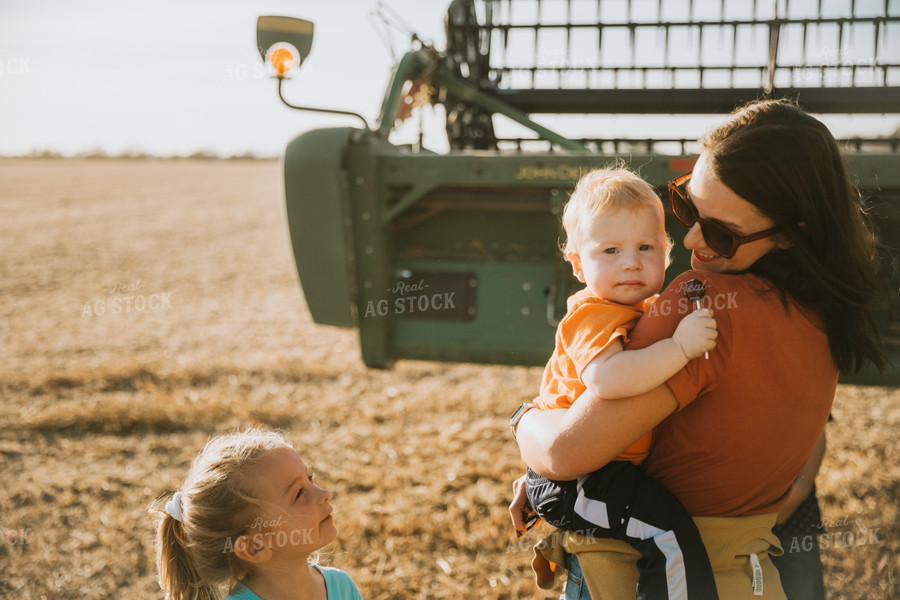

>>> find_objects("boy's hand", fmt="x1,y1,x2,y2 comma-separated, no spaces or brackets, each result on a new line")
673,307,717,360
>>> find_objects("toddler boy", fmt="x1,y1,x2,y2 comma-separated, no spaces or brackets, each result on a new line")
515,168,719,599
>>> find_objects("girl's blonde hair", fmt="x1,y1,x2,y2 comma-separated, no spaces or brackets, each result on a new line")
562,167,665,257
149,428,292,600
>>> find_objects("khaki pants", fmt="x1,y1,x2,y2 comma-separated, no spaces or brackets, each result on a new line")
533,513,786,599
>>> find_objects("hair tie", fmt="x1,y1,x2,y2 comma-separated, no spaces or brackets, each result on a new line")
165,491,185,523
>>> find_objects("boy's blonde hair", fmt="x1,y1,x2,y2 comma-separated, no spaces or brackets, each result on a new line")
562,168,667,258
149,427,293,600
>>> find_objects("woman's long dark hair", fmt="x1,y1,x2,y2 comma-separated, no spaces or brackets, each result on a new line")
701,98,884,374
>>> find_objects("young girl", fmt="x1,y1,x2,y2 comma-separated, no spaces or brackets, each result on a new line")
150,427,364,600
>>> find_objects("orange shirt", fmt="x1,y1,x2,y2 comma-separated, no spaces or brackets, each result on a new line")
628,271,837,516
536,288,654,463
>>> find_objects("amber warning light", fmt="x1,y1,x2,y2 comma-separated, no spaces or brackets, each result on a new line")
256,15,370,129
266,44,299,79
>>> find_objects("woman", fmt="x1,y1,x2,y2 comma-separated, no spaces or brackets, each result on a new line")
510,99,884,599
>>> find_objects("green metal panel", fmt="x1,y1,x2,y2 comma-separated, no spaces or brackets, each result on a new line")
375,151,696,290
388,260,558,366
344,136,394,368
280,128,899,385
358,147,900,385
843,154,900,188
283,127,357,327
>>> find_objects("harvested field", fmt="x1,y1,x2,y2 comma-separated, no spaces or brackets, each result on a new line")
0,158,897,599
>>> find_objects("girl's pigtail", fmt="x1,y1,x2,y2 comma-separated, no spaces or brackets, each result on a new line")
152,496,220,600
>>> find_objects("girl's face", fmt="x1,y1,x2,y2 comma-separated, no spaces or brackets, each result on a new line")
245,448,337,557
684,152,786,273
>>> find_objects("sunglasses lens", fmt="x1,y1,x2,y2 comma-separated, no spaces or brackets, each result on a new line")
701,223,737,258
670,177,738,259
670,186,695,228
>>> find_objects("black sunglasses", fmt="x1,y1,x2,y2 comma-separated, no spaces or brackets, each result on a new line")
668,172,781,260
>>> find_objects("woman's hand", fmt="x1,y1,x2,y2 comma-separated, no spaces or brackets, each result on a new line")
508,475,528,534
508,475,539,536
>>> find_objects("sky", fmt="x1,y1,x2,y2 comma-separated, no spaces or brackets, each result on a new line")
0,0,453,157
1,0,897,157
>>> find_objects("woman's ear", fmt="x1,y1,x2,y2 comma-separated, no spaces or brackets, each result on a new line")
234,533,273,564
567,251,586,282
773,234,792,250
774,222,804,250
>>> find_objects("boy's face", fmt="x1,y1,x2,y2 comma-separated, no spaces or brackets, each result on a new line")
568,204,668,305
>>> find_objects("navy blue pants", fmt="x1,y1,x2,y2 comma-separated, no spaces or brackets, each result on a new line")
526,462,719,600
771,486,826,600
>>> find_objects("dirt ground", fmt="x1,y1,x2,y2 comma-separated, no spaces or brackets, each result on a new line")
0,158,897,599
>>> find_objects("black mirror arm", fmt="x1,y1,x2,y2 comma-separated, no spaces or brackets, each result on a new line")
277,78,370,130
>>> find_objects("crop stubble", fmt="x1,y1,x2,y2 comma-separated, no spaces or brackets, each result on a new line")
0,159,897,599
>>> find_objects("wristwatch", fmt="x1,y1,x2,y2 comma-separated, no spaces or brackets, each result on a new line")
509,402,536,440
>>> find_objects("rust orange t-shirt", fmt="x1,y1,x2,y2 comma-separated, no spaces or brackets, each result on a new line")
536,288,655,463
628,271,837,516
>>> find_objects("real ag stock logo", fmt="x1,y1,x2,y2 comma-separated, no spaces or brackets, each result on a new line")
81,280,173,317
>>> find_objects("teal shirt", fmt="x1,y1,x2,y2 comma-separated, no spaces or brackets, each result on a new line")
226,566,363,600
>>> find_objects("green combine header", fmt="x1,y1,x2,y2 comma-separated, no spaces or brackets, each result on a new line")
256,1,900,385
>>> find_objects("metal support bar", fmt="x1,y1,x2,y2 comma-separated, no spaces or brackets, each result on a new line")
381,184,436,225
377,48,590,153
376,50,426,139
490,87,900,114
428,66,590,153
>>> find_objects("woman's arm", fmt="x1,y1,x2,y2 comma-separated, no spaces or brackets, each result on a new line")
515,384,679,480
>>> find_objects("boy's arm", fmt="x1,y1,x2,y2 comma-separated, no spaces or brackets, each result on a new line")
581,308,717,399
